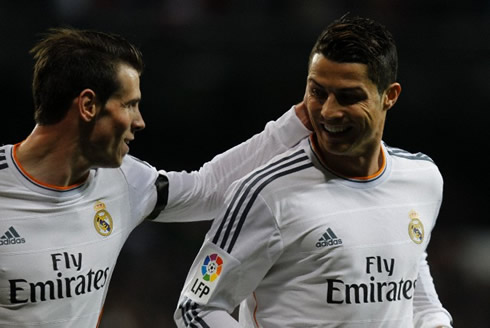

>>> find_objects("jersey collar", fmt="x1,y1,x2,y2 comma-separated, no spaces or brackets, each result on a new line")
308,137,391,188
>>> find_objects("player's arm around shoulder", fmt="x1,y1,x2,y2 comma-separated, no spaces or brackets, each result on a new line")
152,104,311,223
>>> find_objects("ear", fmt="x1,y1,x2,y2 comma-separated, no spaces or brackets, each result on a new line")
383,82,401,111
77,89,98,122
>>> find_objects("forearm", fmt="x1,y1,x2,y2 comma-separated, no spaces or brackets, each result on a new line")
413,253,453,328
175,297,240,328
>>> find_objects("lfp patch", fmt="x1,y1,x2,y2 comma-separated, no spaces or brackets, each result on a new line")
185,252,225,304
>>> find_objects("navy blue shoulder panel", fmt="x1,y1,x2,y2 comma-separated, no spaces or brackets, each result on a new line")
386,145,434,163
0,148,8,170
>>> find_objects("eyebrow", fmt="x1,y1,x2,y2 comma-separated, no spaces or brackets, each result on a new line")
308,78,365,93
123,98,141,106
308,78,324,89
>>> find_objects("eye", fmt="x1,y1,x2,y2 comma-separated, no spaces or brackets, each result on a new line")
336,90,367,106
310,87,328,103
123,101,139,111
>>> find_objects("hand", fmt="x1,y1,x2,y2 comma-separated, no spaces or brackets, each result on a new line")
294,100,313,131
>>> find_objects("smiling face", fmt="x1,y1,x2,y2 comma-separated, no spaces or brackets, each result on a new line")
306,54,400,176
86,63,145,167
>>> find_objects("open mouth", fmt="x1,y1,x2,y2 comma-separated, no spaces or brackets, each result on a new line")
322,123,352,136
124,137,134,145
122,139,132,154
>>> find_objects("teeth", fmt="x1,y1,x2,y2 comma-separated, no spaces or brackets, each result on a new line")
323,124,348,133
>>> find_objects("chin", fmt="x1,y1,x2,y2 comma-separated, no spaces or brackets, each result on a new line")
101,155,125,168
113,148,129,166
318,140,351,155
113,155,126,167
101,161,123,169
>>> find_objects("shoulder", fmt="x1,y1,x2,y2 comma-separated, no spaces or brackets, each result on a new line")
384,143,438,169
384,143,443,185
0,145,15,179
121,154,155,171
0,145,9,172
0,145,14,189
385,143,434,162
229,141,314,198
120,154,159,187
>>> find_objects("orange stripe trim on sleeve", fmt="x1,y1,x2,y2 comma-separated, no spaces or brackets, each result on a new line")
96,306,104,327
12,143,85,191
253,292,261,328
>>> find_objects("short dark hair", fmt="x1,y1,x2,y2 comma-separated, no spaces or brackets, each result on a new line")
309,16,398,93
30,28,144,125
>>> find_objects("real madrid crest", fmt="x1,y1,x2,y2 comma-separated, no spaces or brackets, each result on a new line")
408,210,424,244
93,201,113,236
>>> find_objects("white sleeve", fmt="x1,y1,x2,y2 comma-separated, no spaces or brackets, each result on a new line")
120,155,160,225
153,106,310,222
413,252,453,328
174,191,282,327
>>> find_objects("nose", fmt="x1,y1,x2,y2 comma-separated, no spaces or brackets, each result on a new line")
132,107,146,132
321,94,344,119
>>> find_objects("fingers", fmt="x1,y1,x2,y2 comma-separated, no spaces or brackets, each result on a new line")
294,101,313,131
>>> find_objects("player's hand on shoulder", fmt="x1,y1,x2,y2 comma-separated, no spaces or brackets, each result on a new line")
294,100,312,131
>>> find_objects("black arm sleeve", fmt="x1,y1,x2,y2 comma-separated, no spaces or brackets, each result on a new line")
145,174,169,221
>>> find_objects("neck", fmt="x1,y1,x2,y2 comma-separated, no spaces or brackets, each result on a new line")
15,123,91,188
310,135,384,180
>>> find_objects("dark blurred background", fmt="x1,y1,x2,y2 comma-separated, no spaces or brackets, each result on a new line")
1,0,489,327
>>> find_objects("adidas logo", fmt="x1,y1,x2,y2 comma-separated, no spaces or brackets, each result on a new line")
316,228,342,248
0,226,26,246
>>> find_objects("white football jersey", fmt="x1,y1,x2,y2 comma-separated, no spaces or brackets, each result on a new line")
0,107,310,327
176,137,453,328
0,148,157,327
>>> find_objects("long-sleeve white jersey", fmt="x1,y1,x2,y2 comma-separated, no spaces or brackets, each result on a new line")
175,137,453,328
0,107,310,328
